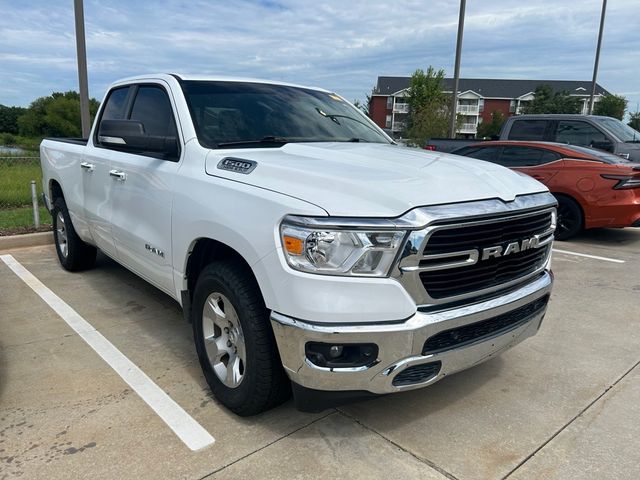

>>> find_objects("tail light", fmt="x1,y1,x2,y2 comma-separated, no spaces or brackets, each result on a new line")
423,145,436,151
601,174,640,189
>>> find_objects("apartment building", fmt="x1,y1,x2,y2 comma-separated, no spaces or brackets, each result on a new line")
370,77,610,138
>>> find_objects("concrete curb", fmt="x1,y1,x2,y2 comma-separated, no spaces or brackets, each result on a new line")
0,231,54,251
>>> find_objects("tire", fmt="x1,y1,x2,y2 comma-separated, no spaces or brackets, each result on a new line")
192,260,290,416
52,197,97,271
554,195,583,241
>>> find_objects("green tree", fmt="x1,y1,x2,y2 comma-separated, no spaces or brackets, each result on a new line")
477,110,506,139
352,86,375,117
352,99,367,116
0,105,26,134
364,86,375,118
405,67,452,145
629,111,640,131
17,91,100,138
593,94,627,120
522,84,581,114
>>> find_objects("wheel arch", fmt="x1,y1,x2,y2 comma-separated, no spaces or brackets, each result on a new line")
182,237,265,322
551,191,586,228
49,178,64,203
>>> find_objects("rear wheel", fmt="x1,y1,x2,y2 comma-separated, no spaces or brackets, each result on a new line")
52,197,97,271
192,260,290,415
554,195,583,241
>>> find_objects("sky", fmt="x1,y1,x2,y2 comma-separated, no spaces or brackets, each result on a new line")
1,0,639,112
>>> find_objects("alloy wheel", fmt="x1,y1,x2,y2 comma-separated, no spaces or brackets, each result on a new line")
201,292,246,388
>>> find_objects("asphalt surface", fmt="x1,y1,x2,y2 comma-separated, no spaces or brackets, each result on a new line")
1,228,639,480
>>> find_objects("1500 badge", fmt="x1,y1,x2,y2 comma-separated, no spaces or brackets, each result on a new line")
217,157,257,174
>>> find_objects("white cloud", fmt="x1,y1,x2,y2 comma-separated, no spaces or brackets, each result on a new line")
0,0,638,113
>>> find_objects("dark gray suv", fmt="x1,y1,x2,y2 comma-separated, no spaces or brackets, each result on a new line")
499,114,640,162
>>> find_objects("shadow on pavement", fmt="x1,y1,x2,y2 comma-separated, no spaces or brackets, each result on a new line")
562,227,640,248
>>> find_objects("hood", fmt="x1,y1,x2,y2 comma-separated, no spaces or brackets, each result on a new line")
205,143,548,217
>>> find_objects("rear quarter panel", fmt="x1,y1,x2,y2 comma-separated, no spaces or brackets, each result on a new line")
548,159,638,228
40,139,92,240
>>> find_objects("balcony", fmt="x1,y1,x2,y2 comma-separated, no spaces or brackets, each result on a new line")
458,123,477,133
393,103,410,113
392,121,406,131
457,104,479,114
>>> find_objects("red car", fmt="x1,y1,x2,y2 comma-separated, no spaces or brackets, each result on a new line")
452,141,640,240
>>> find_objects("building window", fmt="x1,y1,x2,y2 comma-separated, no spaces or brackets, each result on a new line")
385,115,392,128
509,100,516,113
478,99,484,113
386,96,393,110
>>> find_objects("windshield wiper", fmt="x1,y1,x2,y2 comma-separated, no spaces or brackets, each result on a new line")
216,136,292,148
624,140,640,143
315,108,382,135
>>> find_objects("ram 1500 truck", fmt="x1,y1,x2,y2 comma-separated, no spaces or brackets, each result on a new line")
500,114,640,162
41,74,556,415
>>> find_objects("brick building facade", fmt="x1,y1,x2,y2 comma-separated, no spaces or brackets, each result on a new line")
370,77,610,138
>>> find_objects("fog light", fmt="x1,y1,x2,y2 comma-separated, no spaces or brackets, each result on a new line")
329,345,343,358
305,342,379,368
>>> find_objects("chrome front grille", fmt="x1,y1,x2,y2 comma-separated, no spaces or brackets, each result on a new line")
423,211,552,255
395,195,556,307
420,211,552,299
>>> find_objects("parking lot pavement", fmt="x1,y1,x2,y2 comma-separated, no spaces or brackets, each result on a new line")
1,228,639,480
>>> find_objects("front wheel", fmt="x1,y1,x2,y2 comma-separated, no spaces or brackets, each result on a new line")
192,260,290,416
554,195,583,241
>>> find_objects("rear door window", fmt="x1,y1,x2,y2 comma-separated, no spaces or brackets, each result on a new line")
499,147,547,167
460,146,503,162
555,121,607,146
101,87,130,121
507,120,549,140
540,150,562,164
95,87,130,146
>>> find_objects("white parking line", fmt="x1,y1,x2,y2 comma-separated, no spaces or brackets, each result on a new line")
552,248,625,264
0,254,215,451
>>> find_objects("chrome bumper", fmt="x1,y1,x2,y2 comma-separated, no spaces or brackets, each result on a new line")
271,271,552,394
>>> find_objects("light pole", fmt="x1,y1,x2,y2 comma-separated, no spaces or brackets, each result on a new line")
449,0,466,138
588,0,607,115
74,0,91,137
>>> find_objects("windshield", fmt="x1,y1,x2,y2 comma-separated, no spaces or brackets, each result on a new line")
596,117,640,142
180,81,391,148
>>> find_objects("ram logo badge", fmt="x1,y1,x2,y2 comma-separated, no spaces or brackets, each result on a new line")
481,236,541,261
145,244,164,258
217,157,257,174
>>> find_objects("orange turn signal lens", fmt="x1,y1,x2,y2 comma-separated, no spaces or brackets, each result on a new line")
283,235,304,255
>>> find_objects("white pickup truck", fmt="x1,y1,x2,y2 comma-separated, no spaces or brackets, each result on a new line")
41,74,556,415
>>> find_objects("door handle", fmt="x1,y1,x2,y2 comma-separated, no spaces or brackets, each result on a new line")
80,162,95,172
109,169,126,181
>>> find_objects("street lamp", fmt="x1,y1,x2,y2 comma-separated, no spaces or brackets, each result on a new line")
588,0,607,115
74,0,91,137
449,0,466,138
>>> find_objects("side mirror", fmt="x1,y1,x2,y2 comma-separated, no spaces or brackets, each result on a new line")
591,139,614,152
98,119,178,157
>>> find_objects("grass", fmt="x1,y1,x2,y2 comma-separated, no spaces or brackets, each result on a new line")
0,206,51,230
0,156,42,208
0,134,43,150
0,153,50,233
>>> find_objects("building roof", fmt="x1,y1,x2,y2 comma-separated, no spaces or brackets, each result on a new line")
374,76,610,98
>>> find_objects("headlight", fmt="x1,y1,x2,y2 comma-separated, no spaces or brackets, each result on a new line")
280,218,406,277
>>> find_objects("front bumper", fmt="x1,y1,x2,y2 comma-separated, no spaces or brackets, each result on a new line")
271,271,552,395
